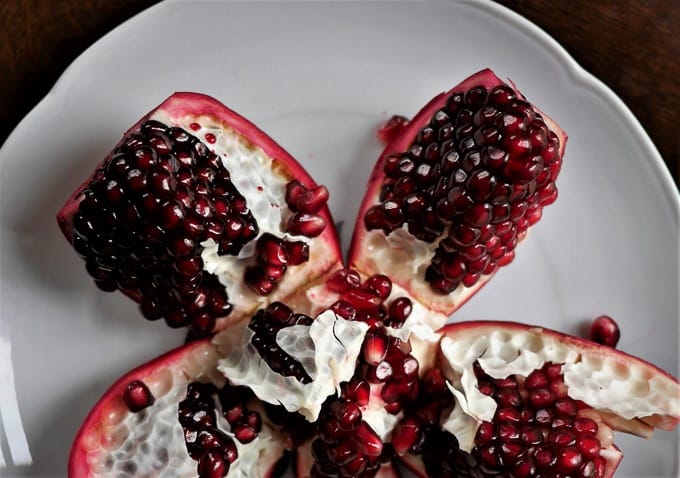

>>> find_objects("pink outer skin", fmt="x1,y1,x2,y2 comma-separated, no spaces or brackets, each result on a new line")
348,69,568,318
68,339,212,477
55,92,343,325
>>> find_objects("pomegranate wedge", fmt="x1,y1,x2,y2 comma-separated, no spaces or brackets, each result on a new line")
69,339,289,478
349,69,566,318
397,321,679,478
57,93,342,334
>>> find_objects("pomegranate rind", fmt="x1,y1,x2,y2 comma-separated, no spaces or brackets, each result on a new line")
56,92,343,331
348,69,567,317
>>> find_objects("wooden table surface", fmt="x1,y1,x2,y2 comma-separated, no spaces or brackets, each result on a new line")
1,0,678,187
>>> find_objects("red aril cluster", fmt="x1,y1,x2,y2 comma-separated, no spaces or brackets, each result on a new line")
244,233,310,296
178,382,240,478
311,397,386,477
419,362,607,478
71,119,255,332
391,369,454,456
325,268,413,329
364,84,562,294
248,302,314,383
285,180,329,237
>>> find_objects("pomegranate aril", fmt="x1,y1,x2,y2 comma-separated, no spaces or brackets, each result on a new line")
329,300,357,321
284,240,309,265
197,450,228,478
577,435,602,460
123,380,155,412
366,361,393,383
344,378,370,407
574,417,599,435
362,333,387,365
392,417,422,455
589,315,621,348
342,288,382,313
352,422,383,457
288,212,326,237
326,268,361,293
364,274,392,300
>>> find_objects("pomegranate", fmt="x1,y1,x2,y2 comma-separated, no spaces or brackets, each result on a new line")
350,69,567,318
56,92,342,334
64,72,679,478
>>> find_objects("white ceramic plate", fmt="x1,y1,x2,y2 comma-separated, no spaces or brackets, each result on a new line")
0,1,677,476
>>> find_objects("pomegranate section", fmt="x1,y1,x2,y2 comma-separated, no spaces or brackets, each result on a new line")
68,340,287,478
350,69,568,316
57,92,342,333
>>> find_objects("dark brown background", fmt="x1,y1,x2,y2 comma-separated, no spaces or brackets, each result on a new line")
1,0,678,186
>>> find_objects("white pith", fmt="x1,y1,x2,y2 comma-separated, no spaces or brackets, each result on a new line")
83,345,284,477
355,228,491,314
149,110,317,316
214,311,369,422
438,327,680,453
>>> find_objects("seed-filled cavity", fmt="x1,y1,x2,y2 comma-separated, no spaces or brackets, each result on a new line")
248,302,314,383
73,120,262,332
364,85,562,294
417,362,607,478
179,382,267,478
311,397,386,478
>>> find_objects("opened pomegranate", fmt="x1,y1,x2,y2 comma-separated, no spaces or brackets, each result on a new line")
64,72,679,478
56,92,342,334
350,69,566,317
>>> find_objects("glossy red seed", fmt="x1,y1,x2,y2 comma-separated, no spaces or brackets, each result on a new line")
326,269,361,293
344,378,370,407
534,446,557,469
366,361,393,383
232,424,257,444
574,417,599,435
387,297,412,323
352,423,383,457
556,446,582,472
197,450,229,478
525,370,549,389
283,240,309,265
287,213,326,237
123,380,155,412
362,333,388,366
343,288,382,313
296,185,330,214
577,435,602,460
364,274,392,300
392,417,421,455
589,315,621,348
